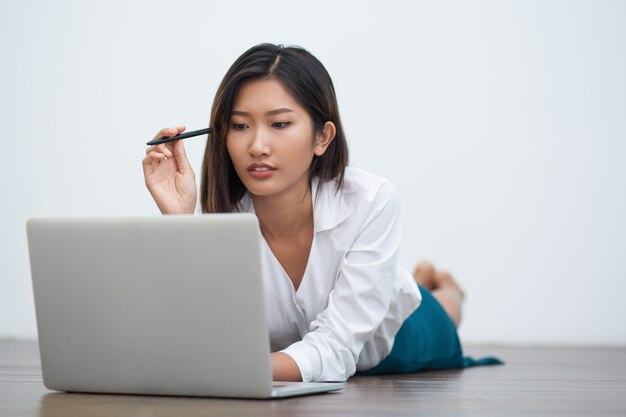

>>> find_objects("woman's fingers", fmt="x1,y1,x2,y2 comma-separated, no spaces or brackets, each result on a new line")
153,125,186,140
142,154,156,178
142,151,166,178
144,150,169,162
142,125,192,179
142,125,197,215
172,139,192,173
145,126,186,159
144,130,192,174
145,143,173,157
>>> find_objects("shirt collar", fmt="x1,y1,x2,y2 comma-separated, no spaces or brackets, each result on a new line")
310,176,350,233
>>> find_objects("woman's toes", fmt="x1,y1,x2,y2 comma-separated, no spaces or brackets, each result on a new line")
434,270,465,300
413,261,437,290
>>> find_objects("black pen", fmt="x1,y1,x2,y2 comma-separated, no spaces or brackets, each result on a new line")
146,128,212,146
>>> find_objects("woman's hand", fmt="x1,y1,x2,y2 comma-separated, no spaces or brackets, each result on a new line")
142,126,197,214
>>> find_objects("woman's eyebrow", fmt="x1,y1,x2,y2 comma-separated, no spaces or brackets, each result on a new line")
231,108,294,117
266,107,294,116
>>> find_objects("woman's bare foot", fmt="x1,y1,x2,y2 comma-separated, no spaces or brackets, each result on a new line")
413,261,437,290
433,269,465,301
413,260,465,327
413,261,464,299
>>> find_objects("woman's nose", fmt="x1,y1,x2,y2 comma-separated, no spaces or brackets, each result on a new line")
249,128,271,156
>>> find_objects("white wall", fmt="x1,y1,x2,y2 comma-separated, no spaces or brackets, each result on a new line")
1,0,624,345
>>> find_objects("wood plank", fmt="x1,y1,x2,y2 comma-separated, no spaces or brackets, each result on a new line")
1,341,625,417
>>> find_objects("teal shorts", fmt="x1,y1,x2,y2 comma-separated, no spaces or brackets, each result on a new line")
357,285,502,375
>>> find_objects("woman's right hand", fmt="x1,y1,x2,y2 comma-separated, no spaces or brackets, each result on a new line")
142,126,198,214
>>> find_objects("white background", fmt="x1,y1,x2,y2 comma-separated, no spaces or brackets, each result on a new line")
1,0,624,345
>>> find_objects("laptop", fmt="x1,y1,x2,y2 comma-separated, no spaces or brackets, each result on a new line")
26,214,344,398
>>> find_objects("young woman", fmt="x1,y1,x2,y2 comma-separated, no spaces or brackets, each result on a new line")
142,43,499,382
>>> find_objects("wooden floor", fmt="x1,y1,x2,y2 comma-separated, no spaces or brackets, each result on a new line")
1,341,625,417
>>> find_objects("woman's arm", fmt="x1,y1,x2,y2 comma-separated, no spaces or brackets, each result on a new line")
271,352,302,381
280,179,409,382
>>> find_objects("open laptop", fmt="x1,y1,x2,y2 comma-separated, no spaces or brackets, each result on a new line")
26,214,344,398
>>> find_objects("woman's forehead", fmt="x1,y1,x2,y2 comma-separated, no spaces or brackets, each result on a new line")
232,78,305,115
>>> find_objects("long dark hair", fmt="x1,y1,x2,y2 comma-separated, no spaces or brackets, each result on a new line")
200,43,349,213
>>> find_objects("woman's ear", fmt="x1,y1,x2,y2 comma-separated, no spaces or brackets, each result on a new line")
314,121,337,156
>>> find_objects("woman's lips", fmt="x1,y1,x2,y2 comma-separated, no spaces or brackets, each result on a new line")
247,162,276,178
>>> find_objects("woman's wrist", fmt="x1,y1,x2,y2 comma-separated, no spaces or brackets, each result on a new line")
157,202,196,215
271,352,303,382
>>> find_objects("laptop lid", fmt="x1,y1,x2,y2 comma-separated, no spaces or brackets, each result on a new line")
27,214,278,398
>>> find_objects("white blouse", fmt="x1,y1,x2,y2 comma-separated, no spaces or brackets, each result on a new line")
239,166,422,382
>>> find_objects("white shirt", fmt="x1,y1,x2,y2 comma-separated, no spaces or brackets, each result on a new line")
239,166,422,382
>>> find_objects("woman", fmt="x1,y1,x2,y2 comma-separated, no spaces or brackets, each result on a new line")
142,43,499,382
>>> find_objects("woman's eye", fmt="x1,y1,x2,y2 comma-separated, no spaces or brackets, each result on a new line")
272,122,291,129
231,123,248,131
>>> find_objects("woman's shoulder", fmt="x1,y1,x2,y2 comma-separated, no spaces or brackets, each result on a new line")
319,167,400,223
313,167,401,234
341,166,398,203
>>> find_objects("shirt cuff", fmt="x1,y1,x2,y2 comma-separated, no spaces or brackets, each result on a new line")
280,343,315,382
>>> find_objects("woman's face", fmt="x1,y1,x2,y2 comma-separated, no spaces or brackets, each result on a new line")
226,78,330,201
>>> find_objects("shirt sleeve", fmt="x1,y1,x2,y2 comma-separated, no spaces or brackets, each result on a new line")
281,182,402,382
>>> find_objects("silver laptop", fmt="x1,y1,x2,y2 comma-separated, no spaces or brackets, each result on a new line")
26,215,344,398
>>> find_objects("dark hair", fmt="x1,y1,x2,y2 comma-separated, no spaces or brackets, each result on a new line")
200,43,349,213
